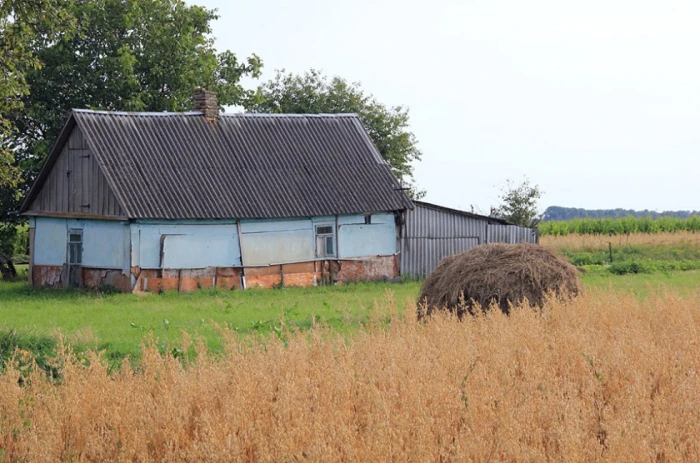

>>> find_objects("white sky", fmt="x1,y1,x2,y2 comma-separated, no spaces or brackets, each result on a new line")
192,0,700,213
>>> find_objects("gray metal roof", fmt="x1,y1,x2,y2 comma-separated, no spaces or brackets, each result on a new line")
23,110,412,219
412,201,513,225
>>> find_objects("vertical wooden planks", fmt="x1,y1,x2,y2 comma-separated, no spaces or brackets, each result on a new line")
26,125,125,217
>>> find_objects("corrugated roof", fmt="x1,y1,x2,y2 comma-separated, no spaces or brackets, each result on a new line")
23,110,412,219
412,201,513,225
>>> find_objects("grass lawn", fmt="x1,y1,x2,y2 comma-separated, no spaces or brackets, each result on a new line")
582,269,700,297
1,270,698,363
0,280,422,362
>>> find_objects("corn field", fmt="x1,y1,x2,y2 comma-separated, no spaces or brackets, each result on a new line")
539,216,700,236
1,290,699,462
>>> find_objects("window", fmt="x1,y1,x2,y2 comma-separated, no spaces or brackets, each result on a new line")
68,229,83,264
315,224,335,257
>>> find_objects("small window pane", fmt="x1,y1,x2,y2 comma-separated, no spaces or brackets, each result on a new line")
69,243,82,264
315,224,335,257
69,233,82,242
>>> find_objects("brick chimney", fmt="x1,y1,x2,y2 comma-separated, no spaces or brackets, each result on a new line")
193,87,219,120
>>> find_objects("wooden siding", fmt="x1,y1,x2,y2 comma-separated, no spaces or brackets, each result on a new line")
26,126,124,217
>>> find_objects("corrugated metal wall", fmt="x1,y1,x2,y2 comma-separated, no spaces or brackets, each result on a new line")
400,203,538,278
488,224,539,244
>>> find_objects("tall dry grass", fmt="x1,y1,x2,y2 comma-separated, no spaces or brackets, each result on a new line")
540,231,700,253
1,290,699,462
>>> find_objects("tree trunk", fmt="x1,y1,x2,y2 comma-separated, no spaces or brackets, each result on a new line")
0,251,17,281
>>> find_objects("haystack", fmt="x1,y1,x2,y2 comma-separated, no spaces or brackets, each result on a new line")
417,243,581,319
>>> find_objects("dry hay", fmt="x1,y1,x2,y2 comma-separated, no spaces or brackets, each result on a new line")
417,243,581,318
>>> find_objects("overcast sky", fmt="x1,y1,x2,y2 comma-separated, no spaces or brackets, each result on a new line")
192,0,700,213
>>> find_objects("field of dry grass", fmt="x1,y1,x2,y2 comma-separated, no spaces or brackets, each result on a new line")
1,289,699,462
540,231,700,253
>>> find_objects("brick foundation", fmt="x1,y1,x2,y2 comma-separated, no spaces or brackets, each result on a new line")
83,268,131,292
245,262,319,289
31,265,132,291
33,256,398,293
32,265,64,288
335,255,399,283
133,267,243,293
244,256,398,289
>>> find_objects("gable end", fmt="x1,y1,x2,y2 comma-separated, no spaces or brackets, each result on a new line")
23,124,125,218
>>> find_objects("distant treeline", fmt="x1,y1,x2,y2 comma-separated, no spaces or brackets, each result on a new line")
543,206,699,221
539,216,700,236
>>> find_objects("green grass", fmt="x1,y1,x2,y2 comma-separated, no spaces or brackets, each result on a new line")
557,240,700,276
1,269,698,365
0,280,421,362
582,270,700,298
562,243,700,267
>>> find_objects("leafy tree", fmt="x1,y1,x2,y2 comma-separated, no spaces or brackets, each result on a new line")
12,0,262,181
1,0,74,189
246,69,424,198
493,178,543,227
1,0,262,275
1,0,75,278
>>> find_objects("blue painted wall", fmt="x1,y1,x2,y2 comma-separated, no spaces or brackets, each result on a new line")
338,213,397,258
33,213,398,274
33,217,129,271
133,222,241,269
33,217,66,265
240,218,315,266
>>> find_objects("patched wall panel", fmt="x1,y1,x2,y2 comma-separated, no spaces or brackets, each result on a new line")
162,234,240,269
134,223,242,269
240,218,312,234
240,229,315,266
338,222,397,258
240,219,315,266
33,217,68,265
81,220,130,270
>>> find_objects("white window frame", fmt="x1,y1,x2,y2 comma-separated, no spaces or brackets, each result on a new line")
67,228,83,265
315,224,335,258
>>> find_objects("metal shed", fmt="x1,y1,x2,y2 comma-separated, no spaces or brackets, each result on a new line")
400,201,539,278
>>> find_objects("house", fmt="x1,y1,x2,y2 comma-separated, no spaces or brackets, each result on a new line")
20,89,413,292
400,201,538,278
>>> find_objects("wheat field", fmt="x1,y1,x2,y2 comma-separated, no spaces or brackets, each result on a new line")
540,231,700,253
1,290,699,462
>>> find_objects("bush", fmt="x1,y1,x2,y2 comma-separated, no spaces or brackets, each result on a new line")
608,259,700,275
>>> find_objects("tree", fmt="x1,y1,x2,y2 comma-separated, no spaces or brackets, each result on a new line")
246,69,424,198
1,0,74,189
493,178,543,227
11,0,262,182
0,0,262,277
1,0,75,278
